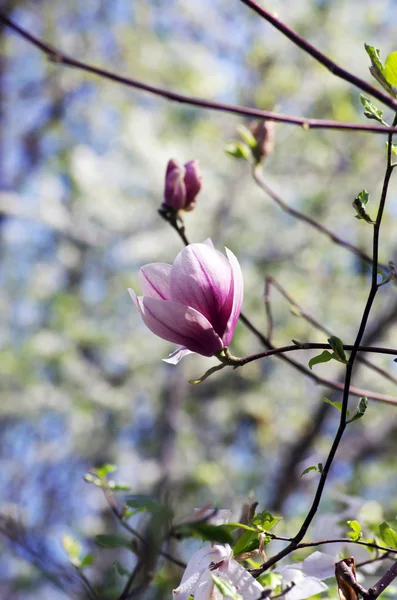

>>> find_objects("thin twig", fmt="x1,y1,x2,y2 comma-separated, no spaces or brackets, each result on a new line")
368,560,397,598
257,112,397,573
102,484,186,569
240,0,397,112
232,342,397,365
253,168,375,266
2,15,397,135
264,276,397,387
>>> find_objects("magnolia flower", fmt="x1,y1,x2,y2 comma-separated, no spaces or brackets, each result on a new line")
276,551,336,600
129,240,243,364
164,159,202,212
173,543,263,600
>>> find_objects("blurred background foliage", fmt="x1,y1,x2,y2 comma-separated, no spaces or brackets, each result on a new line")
1,0,397,597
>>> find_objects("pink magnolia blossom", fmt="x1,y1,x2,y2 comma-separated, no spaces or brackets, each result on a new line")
129,240,243,364
164,159,202,211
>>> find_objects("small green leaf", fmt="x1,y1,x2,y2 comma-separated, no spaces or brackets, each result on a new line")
308,350,334,370
225,142,251,161
211,574,243,599
356,190,370,206
347,520,362,541
379,522,397,549
352,191,375,224
323,397,350,416
301,465,321,477
112,561,131,577
95,535,131,549
62,534,82,566
328,336,347,363
251,509,280,531
364,44,396,97
233,529,260,557
236,124,257,148
228,522,258,533
95,464,117,479
384,52,397,87
125,495,161,513
188,523,235,545
80,553,95,568
107,481,131,491
377,267,387,283
347,397,368,424
360,94,388,125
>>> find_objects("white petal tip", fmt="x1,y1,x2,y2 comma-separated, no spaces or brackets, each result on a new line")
163,347,194,365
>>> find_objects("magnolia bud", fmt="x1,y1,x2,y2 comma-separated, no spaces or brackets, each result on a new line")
250,120,275,164
163,159,202,212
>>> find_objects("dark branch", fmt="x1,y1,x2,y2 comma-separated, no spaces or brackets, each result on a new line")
2,14,397,135
240,0,397,112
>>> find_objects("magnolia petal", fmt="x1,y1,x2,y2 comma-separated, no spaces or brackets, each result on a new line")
173,570,202,600
184,159,202,204
300,551,336,580
165,165,187,210
138,297,223,356
194,570,220,600
281,573,328,600
222,247,243,347
202,238,215,248
170,243,233,338
163,347,193,365
222,558,263,599
139,263,172,300
173,545,231,600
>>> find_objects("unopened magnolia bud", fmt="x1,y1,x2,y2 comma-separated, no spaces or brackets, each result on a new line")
250,120,275,164
163,158,202,212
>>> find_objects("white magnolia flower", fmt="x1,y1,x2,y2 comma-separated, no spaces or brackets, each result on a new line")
173,543,264,600
276,551,336,600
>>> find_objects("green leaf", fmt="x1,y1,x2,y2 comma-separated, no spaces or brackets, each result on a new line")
384,52,397,87
352,190,375,224
211,574,243,599
364,44,396,97
301,464,323,477
308,350,334,370
95,464,117,479
347,397,368,424
347,520,362,541
80,553,95,568
62,534,82,566
328,336,347,363
187,523,235,545
236,124,257,148
377,267,387,283
379,522,397,549
112,561,131,577
228,522,258,533
233,530,260,556
225,142,251,161
125,495,161,513
356,189,370,206
107,481,131,491
251,509,280,531
323,397,350,416
360,95,388,126
95,535,131,549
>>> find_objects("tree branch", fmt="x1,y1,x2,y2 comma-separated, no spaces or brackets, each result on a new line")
2,14,397,135
240,0,397,112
